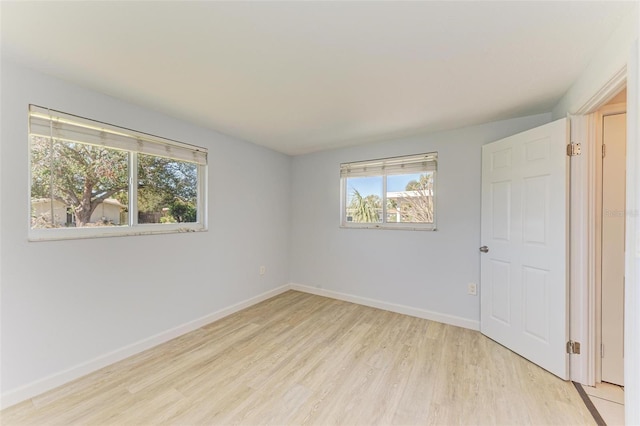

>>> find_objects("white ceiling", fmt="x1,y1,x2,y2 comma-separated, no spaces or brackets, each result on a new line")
1,1,633,155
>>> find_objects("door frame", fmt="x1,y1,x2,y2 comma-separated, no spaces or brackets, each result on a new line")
570,42,639,426
569,67,626,386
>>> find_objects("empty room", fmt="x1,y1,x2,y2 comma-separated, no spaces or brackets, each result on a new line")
1,1,638,425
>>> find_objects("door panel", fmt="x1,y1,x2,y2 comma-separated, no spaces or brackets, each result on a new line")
522,266,549,342
491,181,511,241
490,260,511,325
523,175,548,244
481,118,568,379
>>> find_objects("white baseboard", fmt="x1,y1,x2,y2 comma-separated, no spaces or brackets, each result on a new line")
0,284,290,410
289,283,480,331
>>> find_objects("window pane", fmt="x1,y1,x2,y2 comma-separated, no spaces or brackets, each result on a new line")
137,154,198,224
30,136,129,229
386,172,434,223
344,176,383,223
28,106,208,240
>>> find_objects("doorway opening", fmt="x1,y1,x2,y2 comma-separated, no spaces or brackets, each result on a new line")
576,86,627,426
597,89,627,387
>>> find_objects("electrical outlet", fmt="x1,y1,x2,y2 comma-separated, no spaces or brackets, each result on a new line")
468,282,477,296
259,266,266,275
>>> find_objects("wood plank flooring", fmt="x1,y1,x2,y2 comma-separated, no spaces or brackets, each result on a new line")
1,290,595,425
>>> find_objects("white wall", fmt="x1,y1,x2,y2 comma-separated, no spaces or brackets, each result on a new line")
0,59,291,403
289,113,551,328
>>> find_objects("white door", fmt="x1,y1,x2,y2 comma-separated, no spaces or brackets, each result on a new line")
601,113,626,386
480,118,569,379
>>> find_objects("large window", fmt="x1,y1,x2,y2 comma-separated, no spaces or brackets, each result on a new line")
29,105,207,240
340,152,437,230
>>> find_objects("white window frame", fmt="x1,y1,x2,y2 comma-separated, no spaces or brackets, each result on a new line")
340,152,437,231
28,105,208,241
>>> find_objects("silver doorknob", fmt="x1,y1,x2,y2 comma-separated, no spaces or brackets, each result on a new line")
479,246,489,253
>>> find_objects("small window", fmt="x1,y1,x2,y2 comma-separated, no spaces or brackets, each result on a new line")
29,105,208,240
340,153,437,230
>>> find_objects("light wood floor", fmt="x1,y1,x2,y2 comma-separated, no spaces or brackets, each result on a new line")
2,291,595,425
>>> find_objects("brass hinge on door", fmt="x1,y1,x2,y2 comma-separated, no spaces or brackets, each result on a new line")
567,340,581,354
567,143,582,156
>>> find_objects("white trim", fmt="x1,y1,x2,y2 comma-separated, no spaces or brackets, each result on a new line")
551,6,637,120
289,283,480,331
0,284,291,410
575,67,627,115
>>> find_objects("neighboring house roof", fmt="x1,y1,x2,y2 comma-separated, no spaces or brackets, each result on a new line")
31,198,126,209
387,191,432,198
101,198,126,209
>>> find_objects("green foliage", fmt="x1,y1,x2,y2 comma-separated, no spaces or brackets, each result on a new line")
160,215,177,224
31,137,199,227
31,137,129,226
405,173,432,191
137,154,197,214
168,200,197,223
348,189,381,223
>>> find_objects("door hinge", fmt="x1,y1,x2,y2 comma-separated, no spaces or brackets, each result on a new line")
567,143,582,156
602,144,606,158
567,340,581,354
601,343,605,358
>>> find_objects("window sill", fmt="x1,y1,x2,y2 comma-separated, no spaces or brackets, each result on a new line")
28,223,207,242
340,224,437,231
